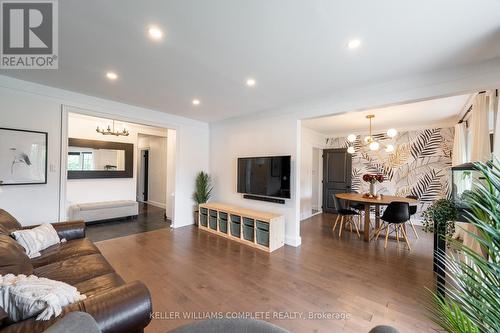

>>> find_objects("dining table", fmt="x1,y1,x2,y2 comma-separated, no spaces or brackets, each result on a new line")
335,193,418,242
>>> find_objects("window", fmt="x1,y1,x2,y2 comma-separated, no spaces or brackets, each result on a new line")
68,152,94,170
68,152,81,171
82,152,93,170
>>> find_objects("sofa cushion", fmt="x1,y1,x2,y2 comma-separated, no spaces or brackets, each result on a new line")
0,235,33,276
74,273,125,298
0,210,22,236
75,201,137,211
30,238,100,268
34,254,114,286
11,224,61,259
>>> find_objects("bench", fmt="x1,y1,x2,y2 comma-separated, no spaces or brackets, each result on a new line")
69,200,139,223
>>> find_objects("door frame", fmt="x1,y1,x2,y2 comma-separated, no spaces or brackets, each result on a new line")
322,148,352,213
59,106,177,226
311,147,323,216
137,148,150,202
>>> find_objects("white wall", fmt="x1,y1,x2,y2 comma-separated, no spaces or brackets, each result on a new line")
0,87,62,225
166,129,176,220
0,75,209,227
66,114,139,206
300,127,326,221
210,57,500,247
311,148,321,211
210,114,302,246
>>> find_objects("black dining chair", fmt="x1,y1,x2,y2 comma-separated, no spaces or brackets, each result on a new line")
406,195,419,239
350,191,366,212
373,201,411,250
332,195,360,238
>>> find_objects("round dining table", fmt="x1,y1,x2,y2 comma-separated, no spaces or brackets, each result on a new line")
335,193,418,242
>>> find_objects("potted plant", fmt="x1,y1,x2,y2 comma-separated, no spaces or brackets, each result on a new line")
422,198,458,272
422,198,458,238
362,174,384,196
426,160,499,333
192,171,213,226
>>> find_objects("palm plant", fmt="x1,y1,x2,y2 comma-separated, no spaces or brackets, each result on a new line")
428,160,499,333
193,171,213,205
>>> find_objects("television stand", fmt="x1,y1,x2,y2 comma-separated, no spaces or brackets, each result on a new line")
198,202,285,252
243,194,285,204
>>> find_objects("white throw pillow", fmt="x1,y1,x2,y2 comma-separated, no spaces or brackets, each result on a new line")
11,224,62,258
0,274,86,321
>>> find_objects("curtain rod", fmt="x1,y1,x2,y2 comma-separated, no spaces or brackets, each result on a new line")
458,91,487,124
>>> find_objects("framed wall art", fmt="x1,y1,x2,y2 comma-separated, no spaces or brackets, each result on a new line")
0,127,48,185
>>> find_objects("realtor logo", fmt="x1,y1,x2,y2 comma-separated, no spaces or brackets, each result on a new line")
1,0,58,69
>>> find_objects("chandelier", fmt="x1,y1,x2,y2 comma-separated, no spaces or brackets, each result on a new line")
96,120,129,136
346,115,397,154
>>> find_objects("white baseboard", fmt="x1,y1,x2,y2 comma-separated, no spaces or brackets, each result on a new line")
146,200,166,209
285,235,302,247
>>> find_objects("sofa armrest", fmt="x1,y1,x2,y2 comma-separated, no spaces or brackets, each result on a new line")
0,282,150,333
73,281,152,333
22,220,86,241
51,220,86,241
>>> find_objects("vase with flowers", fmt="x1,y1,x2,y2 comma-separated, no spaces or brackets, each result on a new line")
362,174,384,197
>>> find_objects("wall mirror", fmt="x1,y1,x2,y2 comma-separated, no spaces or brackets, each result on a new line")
67,138,133,179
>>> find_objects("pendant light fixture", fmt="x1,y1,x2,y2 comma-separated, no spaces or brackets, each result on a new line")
96,120,129,136
346,115,397,154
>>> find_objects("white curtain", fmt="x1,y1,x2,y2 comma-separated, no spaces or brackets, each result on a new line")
469,93,491,162
493,90,500,159
454,92,495,258
452,123,467,166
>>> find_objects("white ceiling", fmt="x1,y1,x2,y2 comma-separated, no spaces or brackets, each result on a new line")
2,1,500,122
302,94,471,135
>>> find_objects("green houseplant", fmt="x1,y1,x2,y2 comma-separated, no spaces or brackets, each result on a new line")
192,171,213,226
422,198,458,239
427,161,499,333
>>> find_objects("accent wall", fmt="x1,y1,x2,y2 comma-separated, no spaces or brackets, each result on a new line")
325,127,454,217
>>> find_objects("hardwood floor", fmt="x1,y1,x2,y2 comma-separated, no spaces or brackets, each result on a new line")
86,203,169,242
96,213,437,333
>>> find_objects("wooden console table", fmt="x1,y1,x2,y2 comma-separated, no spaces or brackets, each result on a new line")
198,202,285,252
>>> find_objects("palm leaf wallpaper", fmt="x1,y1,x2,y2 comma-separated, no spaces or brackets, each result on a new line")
325,127,454,217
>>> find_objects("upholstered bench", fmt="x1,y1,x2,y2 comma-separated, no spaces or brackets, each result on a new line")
69,200,138,223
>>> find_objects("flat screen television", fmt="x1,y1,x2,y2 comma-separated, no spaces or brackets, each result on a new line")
237,156,291,199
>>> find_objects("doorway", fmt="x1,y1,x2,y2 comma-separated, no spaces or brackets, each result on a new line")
322,148,352,213
311,147,322,215
138,149,149,202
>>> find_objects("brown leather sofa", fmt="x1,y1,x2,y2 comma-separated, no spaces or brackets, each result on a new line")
0,209,152,333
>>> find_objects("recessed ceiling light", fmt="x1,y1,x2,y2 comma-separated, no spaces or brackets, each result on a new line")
192,99,200,106
106,71,118,80
148,26,163,40
347,39,361,49
246,78,256,87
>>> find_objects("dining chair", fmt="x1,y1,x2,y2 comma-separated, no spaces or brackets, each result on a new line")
406,195,419,239
373,201,411,250
332,195,360,238
350,191,366,212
